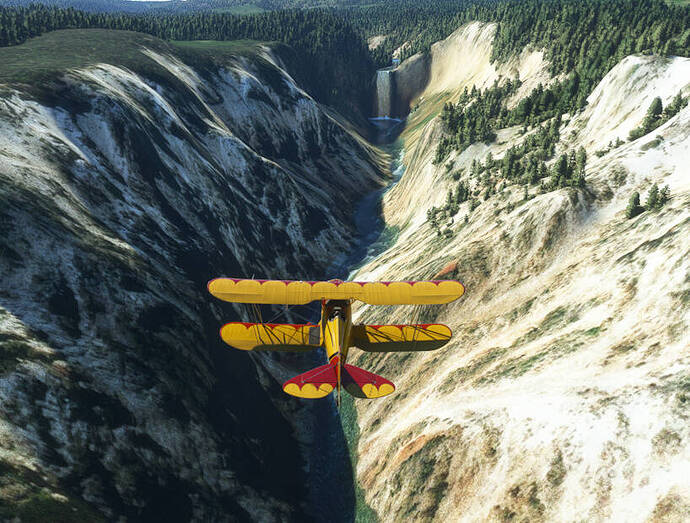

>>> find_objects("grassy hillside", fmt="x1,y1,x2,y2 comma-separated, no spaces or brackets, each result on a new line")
0,29,263,85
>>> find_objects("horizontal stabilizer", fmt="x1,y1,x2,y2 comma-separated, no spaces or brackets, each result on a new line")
220,322,321,351
343,364,395,399
208,278,465,305
351,324,452,352
283,364,337,399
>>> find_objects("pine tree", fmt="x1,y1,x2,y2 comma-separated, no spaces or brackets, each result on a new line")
575,147,587,176
553,154,569,188
626,192,643,219
647,97,663,119
642,96,663,133
659,185,671,207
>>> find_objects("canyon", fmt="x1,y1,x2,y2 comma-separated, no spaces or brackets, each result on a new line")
0,18,688,523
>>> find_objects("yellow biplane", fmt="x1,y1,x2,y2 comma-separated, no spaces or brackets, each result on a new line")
207,278,465,405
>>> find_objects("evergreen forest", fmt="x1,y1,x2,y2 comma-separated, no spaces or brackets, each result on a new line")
0,0,688,119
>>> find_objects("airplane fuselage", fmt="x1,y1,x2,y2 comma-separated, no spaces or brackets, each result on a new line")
321,300,352,403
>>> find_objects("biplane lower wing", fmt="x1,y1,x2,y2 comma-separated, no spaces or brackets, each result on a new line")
208,278,464,305
220,322,321,351
351,324,452,352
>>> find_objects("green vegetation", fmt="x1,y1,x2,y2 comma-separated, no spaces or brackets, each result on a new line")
354,0,690,88
2,0,689,119
652,428,682,455
0,329,55,375
547,147,587,190
495,480,545,521
626,183,671,219
595,137,625,157
428,114,587,231
0,460,104,522
216,5,267,14
0,337,32,374
375,0,687,196
629,92,688,140
170,39,262,54
0,30,192,84
426,178,471,237
645,183,671,210
0,491,103,523
439,347,508,393
434,78,587,166
507,298,536,323
626,191,644,219
434,80,520,161
393,435,450,520
0,0,380,14
340,394,379,523
546,449,566,487
0,5,374,115
583,326,602,337
485,351,549,381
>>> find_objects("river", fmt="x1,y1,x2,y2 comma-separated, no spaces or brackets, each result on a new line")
305,116,407,522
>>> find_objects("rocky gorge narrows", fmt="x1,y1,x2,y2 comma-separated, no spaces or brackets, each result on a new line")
0,17,689,523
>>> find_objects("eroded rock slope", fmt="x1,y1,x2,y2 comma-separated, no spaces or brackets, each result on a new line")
350,24,690,522
0,36,384,520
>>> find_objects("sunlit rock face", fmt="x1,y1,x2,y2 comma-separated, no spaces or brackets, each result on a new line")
349,23,690,522
0,44,384,520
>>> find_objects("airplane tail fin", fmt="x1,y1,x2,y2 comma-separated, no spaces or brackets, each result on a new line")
283,362,395,400
283,363,337,399
342,364,395,399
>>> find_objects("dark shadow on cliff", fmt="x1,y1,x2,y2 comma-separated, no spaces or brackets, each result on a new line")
205,297,356,523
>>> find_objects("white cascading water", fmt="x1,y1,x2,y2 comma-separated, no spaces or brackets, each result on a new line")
376,69,393,117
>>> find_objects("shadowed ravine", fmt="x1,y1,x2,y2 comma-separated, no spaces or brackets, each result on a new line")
302,118,405,523
0,34,394,521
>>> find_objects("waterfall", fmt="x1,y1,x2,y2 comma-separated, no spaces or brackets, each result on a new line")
376,69,394,117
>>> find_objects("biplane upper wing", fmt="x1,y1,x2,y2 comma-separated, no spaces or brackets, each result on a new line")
351,324,452,352
220,322,321,351
208,278,464,305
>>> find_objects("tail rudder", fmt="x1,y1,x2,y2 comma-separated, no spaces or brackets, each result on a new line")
282,362,395,400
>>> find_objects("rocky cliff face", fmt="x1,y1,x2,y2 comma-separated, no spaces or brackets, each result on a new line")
384,22,552,119
0,35,384,520
350,24,690,522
